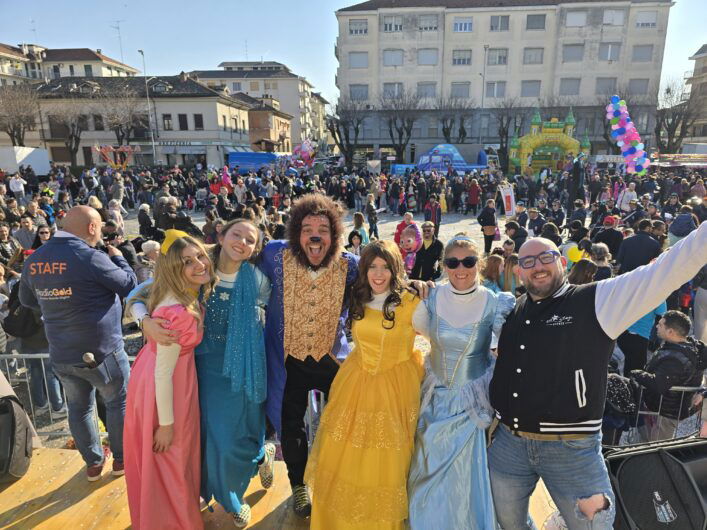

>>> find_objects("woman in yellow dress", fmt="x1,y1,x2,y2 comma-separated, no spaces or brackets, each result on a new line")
304,240,423,529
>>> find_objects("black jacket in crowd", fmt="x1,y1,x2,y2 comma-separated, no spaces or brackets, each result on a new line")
631,337,705,420
616,231,661,274
510,226,529,249
477,207,497,228
592,227,624,258
410,239,443,282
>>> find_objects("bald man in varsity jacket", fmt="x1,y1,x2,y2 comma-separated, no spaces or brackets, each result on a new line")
488,222,707,529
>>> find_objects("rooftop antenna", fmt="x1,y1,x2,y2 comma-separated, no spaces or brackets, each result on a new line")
110,20,126,62
29,18,38,42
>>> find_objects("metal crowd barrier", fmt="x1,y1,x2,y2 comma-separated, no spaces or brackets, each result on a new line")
0,353,136,440
604,384,704,446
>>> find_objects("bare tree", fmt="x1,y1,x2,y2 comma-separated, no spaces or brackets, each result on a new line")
101,83,149,147
379,88,422,163
435,96,476,144
47,95,93,167
492,97,527,172
326,97,369,168
0,84,38,146
654,78,703,154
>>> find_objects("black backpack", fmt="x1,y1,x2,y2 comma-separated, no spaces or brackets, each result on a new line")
2,282,41,339
0,395,33,482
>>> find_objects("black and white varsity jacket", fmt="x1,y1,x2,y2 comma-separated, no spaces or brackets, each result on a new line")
490,222,707,436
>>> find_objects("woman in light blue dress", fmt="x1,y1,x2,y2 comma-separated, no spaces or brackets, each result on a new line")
408,235,515,529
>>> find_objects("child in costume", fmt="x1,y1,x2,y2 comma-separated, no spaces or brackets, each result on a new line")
399,223,423,276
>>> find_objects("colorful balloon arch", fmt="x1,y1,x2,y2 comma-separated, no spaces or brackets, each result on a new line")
605,95,650,176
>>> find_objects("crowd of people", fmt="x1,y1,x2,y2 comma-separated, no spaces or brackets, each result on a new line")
0,158,706,529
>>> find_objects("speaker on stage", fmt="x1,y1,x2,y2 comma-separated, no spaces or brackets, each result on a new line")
605,437,707,529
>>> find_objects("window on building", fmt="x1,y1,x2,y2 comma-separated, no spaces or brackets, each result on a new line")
632,44,653,62
349,84,369,100
349,19,368,35
453,16,472,32
595,77,617,95
559,78,581,96
232,82,242,91
526,14,546,30
562,44,584,62
69,65,75,76
480,113,490,137
93,114,104,130
599,43,621,61
566,11,587,27
486,81,506,98
52,65,60,79
84,64,93,77
178,113,188,130
628,78,650,95
417,82,436,98
50,146,71,163
521,80,541,98
249,81,259,91
383,82,403,98
242,119,246,131
418,48,439,66
451,82,470,98
221,115,227,131
162,114,173,130
487,48,508,66
452,49,472,65
428,118,438,137
194,114,204,130
383,15,403,32
490,15,510,31
635,11,657,28
603,9,625,25
264,81,278,89
419,15,438,31
383,49,404,66
349,51,369,69
523,48,544,64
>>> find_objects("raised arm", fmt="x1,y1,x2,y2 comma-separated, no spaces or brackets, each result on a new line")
596,223,707,340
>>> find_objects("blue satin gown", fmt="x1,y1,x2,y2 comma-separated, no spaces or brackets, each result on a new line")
407,286,515,529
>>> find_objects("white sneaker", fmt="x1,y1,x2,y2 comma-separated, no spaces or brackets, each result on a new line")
232,504,251,528
34,403,49,415
51,406,68,418
259,442,276,489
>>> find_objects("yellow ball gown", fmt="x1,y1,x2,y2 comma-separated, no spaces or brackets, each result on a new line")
304,291,423,529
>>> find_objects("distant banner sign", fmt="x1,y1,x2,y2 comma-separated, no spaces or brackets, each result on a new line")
499,184,516,217
593,155,625,163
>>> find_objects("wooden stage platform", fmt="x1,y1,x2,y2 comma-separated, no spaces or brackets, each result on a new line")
0,448,556,529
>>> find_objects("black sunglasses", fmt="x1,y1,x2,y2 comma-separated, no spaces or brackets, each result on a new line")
444,256,478,269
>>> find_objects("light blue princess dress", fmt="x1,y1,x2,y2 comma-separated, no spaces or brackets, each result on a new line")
408,283,515,529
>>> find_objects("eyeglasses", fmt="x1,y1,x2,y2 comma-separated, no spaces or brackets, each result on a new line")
519,250,561,269
38,231,51,235
444,256,478,269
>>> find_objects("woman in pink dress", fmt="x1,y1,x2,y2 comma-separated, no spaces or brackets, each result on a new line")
124,231,216,530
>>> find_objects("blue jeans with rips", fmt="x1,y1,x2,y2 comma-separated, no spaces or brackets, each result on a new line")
489,425,615,529
51,349,130,466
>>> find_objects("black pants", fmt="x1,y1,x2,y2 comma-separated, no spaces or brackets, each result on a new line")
281,355,339,487
483,234,495,255
617,331,649,375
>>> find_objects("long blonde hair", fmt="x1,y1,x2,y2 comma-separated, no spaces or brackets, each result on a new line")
133,236,216,326
502,254,519,293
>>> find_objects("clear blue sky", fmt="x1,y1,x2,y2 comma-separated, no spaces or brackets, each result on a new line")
0,0,702,103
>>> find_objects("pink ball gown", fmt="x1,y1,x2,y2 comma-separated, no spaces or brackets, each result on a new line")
124,304,203,530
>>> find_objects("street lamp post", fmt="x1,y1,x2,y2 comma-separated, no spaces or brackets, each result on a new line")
137,50,157,164
479,44,489,146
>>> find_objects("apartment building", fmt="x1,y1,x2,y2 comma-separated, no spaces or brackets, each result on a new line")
335,0,672,161
685,44,707,145
232,92,294,152
190,61,319,145
0,74,251,168
0,43,138,85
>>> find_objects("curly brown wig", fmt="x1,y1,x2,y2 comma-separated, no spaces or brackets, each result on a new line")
287,193,345,269
348,240,406,329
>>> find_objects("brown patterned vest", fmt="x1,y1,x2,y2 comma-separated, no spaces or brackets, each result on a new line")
282,249,348,362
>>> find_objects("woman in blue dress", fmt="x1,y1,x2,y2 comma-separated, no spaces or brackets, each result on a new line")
136,220,273,528
408,234,515,529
